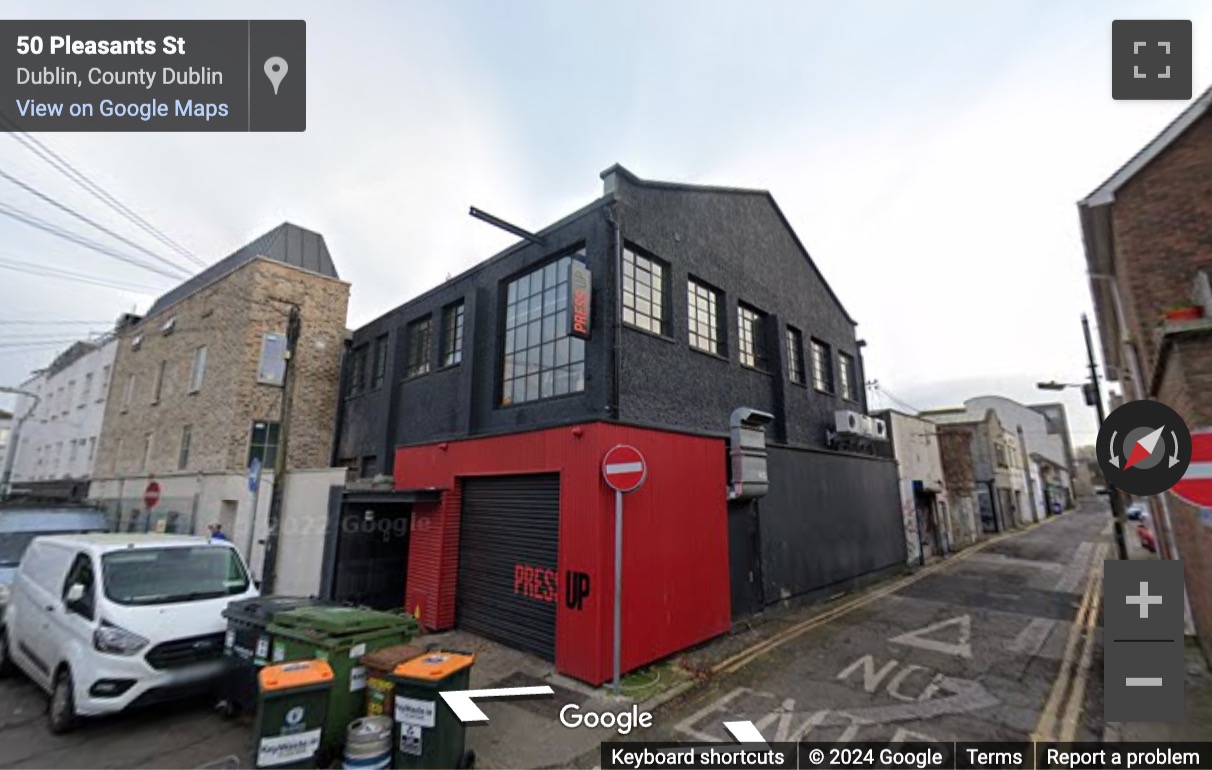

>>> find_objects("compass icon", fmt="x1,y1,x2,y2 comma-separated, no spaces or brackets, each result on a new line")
1097,400,1192,496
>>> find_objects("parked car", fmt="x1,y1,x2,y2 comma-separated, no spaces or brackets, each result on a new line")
0,507,110,623
1126,502,1146,521
1137,523,1157,553
0,533,258,732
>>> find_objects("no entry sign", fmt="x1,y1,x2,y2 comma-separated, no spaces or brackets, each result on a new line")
1172,429,1212,507
144,480,161,510
602,445,647,493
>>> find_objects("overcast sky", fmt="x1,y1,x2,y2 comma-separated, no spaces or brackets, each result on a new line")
2,0,1211,451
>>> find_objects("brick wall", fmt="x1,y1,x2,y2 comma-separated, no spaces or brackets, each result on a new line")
1111,112,1212,377
93,257,350,481
1154,333,1212,661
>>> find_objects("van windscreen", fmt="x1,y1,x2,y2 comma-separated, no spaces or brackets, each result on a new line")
101,546,249,605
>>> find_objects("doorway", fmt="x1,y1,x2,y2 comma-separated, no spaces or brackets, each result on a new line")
333,502,411,610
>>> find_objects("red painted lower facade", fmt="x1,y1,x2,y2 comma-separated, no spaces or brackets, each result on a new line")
395,421,732,685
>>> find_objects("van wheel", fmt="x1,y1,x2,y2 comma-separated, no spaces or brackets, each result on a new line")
0,630,12,678
49,669,78,734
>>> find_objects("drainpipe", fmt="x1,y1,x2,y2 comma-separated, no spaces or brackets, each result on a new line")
605,203,622,421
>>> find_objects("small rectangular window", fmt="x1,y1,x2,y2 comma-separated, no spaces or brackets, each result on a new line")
87,437,96,463
405,317,433,378
811,338,834,393
152,360,166,404
622,247,666,335
688,278,722,355
80,373,92,406
190,346,207,393
122,374,136,411
98,365,110,402
248,420,281,470
441,302,465,367
786,327,805,385
178,425,192,470
737,304,769,370
347,345,368,395
258,333,287,386
141,432,154,472
838,352,857,401
371,334,389,388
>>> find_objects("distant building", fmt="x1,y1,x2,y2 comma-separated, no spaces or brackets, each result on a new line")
1079,83,1212,655
3,316,137,502
88,223,350,594
923,407,1028,533
875,409,979,564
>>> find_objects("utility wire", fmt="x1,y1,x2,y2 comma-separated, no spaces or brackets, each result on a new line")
0,319,113,326
0,167,192,279
0,108,206,269
0,201,187,280
0,256,166,294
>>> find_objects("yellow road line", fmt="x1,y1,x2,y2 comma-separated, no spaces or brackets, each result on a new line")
713,514,1062,676
1031,541,1105,742
1058,548,1105,742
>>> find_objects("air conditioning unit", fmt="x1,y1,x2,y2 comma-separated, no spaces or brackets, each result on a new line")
868,416,889,441
834,410,864,436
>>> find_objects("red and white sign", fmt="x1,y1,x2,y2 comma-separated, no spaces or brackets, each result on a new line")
144,480,161,510
602,445,647,494
1172,429,1212,507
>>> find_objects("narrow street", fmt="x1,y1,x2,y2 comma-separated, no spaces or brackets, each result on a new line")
654,502,1111,745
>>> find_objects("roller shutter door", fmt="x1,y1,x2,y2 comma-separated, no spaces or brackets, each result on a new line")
457,474,560,660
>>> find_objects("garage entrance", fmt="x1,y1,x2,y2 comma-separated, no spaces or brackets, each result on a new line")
456,474,560,660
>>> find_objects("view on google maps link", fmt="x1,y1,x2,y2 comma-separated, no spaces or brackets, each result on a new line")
0,3,1211,770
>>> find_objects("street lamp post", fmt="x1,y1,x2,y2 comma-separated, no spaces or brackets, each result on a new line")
1037,316,1129,560
0,386,41,500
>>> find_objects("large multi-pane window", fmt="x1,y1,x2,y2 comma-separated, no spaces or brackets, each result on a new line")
622,248,665,335
737,304,768,370
442,302,465,367
502,253,585,405
348,345,368,395
786,327,805,384
687,278,722,355
811,338,834,393
838,351,857,401
405,317,432,378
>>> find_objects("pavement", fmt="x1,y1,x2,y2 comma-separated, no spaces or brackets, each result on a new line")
2,497,1208,769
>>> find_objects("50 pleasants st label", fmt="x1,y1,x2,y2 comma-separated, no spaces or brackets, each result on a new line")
1,20,305,132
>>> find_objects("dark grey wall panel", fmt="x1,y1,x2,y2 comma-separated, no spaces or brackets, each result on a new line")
756,445,903,603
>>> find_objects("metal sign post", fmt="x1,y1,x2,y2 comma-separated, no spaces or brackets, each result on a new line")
601,444,647,697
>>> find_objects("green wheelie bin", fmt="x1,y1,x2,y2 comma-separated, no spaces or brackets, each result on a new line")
253,660,334,769
390,651,476,769
266,607,419,756
221,596,332,717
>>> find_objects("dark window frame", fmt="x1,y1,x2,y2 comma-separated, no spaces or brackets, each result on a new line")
737,303,769,371
811,338,834,394
347,345,368,396
687,277,724,356
786,326,806,385
247,420,281,471
441,301,465,368
178,424,192,471
371,334,389,389
838,351,858,402
622,245,668,337
499,249,587,406
404,316,433,379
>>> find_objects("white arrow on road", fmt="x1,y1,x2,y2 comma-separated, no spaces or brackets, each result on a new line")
723,721,768,744
440,686,555,722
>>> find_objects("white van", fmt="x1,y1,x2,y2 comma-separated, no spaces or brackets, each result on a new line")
0,533,258,732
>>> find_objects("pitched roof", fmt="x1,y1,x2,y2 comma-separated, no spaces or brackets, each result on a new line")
601,164,857,325
1081,83,1212,207
144,222,338,320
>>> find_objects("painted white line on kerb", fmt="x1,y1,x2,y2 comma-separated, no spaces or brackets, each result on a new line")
1125,678,1163,687
1182,462,1212,479
605,462,643,474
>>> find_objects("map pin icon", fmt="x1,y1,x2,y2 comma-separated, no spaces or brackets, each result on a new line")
264,57,288,95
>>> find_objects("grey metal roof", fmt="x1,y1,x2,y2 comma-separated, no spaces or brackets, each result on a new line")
145,222,339,320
